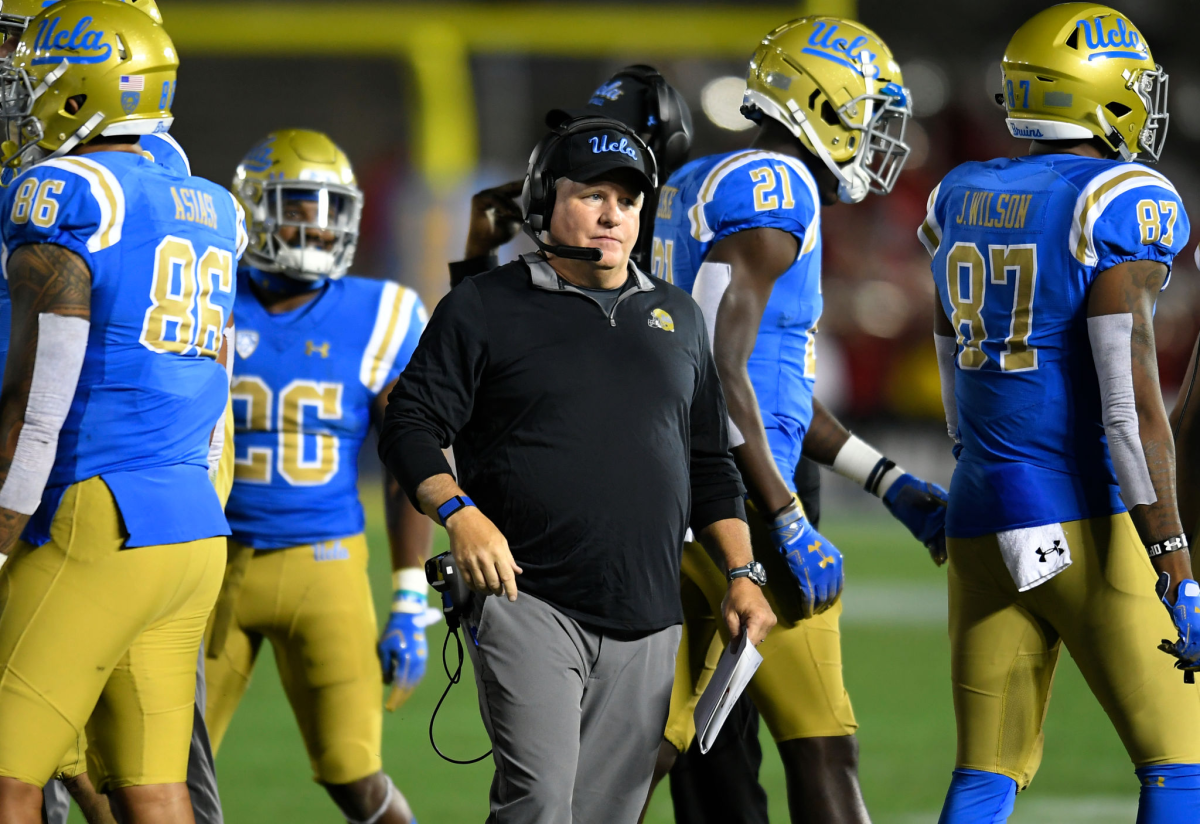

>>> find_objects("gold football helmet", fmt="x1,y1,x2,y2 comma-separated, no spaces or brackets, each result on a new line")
1001,3,1167,162
742,17,912,203
232,129,363,281
0,0,175,172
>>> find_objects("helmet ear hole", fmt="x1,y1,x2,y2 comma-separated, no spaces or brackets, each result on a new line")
808,89,821,111
65,94,86,116
820,100,840,126
1106,101,1132,118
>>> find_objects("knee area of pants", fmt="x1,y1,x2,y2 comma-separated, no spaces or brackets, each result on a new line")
939,769,1016,824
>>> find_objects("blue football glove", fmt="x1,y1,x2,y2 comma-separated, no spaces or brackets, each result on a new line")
771,503,843,618
1157,574,1200,680
379,591,439,710
882,473,949,566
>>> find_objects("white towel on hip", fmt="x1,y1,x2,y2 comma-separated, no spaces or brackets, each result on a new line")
997,522,1072,592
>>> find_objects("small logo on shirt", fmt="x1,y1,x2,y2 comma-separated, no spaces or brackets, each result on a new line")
313,541,349,562
235,330,259,359
1035,540,1065,563
306,340,330,358
647,308,674,332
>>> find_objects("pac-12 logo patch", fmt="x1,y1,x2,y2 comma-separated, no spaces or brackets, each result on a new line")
648,308,674,332
235,329,259,359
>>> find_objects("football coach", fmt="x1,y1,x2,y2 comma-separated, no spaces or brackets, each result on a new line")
378,116,775,824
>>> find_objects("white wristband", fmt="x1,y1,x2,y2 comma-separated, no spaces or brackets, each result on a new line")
831,435,905,499
393,567,428,596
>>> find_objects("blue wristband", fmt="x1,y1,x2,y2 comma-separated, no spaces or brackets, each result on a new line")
436,494,475,525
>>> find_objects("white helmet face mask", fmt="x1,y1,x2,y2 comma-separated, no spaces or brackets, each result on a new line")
244,180,363,281
744,74,912,204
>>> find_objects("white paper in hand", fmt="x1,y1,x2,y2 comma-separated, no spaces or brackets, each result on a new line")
693,631,763,754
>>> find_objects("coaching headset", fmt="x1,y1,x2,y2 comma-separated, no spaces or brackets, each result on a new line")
521,115,658,262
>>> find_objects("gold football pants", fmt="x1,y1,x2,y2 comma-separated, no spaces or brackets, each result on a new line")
204,534,383,785
663,506,856,752
0,476,224,791
948,513,1200,789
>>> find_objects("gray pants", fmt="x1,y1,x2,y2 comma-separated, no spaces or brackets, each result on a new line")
466,593,680,824
42,643,223,824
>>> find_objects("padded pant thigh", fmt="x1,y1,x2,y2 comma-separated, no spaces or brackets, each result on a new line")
0,477,224,790
946,533,1059,789
224,536,383,785
674,539,857,745
1031,515,1200,768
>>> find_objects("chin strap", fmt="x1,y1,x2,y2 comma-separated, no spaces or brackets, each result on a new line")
1095,105,1135,161
44,111,105,162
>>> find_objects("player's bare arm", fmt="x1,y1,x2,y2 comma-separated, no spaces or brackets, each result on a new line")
0,243,91,555
706,225,798,515
1088,258,1191,599
415,473,522,601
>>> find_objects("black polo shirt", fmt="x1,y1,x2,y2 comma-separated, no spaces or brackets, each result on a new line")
379,253,744,632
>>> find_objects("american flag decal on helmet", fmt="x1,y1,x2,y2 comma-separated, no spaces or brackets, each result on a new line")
119,75,144,91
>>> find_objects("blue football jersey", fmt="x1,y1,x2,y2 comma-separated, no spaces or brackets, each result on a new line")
226,268,427,549
0,133,191,385
0,150,248,546
652,149,822,489
922,155,1190,538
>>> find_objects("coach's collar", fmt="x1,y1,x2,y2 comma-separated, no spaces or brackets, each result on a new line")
522,252,655,294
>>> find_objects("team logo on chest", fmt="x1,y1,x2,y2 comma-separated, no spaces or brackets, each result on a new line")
235,329,259,360
648,308,675,332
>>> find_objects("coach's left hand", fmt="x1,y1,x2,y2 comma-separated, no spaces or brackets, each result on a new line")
883,473,949,566
723,578,776,646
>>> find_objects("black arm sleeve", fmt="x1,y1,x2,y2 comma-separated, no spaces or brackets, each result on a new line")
448,254,499,288
687,302,747,532
377,280,489,509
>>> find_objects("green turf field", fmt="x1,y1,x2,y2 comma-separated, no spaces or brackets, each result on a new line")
71,488,1142,823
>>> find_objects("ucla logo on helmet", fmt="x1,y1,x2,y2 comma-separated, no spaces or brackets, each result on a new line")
588,134,637,159
31,15,112,65
590,80,623,105
1077,15,1148,61
804,21,879,79
240,137,275,173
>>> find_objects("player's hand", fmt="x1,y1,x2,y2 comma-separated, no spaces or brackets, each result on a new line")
378,603,430,689
722,577,776,646
882,473,949,566
464,180,524,259
445,507,523,601
1157,573,1200,676
771,501,844,618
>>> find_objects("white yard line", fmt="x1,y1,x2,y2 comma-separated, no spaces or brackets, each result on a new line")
839,581,947,626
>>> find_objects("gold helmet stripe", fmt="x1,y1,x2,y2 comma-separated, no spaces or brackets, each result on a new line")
360,282,419,394
1070,165,1177,265
918,182,943,258
39,157,124,252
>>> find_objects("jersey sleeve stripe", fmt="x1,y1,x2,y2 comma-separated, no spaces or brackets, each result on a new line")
917,183,942,258
40,157,125,252
359,282,417,393
687,150,764,242
1070,166,1179,266
155,133,192,176
228,193,249,259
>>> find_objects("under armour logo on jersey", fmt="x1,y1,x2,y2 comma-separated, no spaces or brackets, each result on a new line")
313,541,349,562
235,330,259,360
306,340,330,358
1035,540,1065,563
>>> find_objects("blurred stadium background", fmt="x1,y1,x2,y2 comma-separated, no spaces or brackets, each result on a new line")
80,0,1199,821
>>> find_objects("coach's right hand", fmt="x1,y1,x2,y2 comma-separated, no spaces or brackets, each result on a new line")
447,507,523,601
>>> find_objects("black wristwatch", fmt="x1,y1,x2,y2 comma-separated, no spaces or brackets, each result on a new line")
728,561,767,587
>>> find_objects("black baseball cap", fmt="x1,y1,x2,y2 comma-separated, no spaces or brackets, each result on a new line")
546,72,654,133
544,118,657,201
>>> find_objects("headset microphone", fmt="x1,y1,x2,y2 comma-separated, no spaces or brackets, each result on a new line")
523,228,604,262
